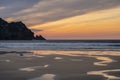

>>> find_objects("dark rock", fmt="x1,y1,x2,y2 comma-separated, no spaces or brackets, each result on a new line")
35,35,46,40
0,18,46,40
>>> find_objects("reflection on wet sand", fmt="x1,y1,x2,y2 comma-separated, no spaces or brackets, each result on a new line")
90,56,116,66
0,59,11,62
30,50,120,56
19,64,49,72
30,50,81,56
0,50,120,80
87,69,120,80
29,74,56,80
30,50,120,80
31,50,118,66
54,57,63,60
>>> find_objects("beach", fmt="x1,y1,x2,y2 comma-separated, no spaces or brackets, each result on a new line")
0,40,120,80
0,50,120,80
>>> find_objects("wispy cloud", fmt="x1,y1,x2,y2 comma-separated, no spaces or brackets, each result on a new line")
0,6,6,10
0,0,120,39
0,0,40,18
8,0,120,26
1,0,120,27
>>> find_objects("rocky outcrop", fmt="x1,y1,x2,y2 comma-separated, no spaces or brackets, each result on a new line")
0,18,46,40
35,35,46,40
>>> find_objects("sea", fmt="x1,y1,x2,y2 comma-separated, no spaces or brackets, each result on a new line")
0,40,120,51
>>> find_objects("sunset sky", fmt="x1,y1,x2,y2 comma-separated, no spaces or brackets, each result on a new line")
0,0,120,40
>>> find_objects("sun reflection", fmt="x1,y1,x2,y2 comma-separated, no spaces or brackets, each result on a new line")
30,50,120,56
87,69,120,80
29,74,56,80
19,64,49,72
92,56,116,66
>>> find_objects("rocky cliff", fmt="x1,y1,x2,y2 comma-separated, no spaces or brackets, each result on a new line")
0,18,45,40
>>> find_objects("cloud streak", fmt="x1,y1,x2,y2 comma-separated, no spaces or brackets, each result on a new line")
0,6,6,10
1,0,119,27
0,0,120,39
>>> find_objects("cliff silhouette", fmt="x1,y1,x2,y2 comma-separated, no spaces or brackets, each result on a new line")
0,18,45,40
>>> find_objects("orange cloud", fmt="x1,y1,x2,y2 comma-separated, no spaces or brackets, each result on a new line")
30,6,120,39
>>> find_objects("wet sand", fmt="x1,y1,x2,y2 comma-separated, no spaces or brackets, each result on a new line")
0,50,120,80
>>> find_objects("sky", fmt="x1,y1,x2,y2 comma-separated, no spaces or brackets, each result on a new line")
0,0,120,40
